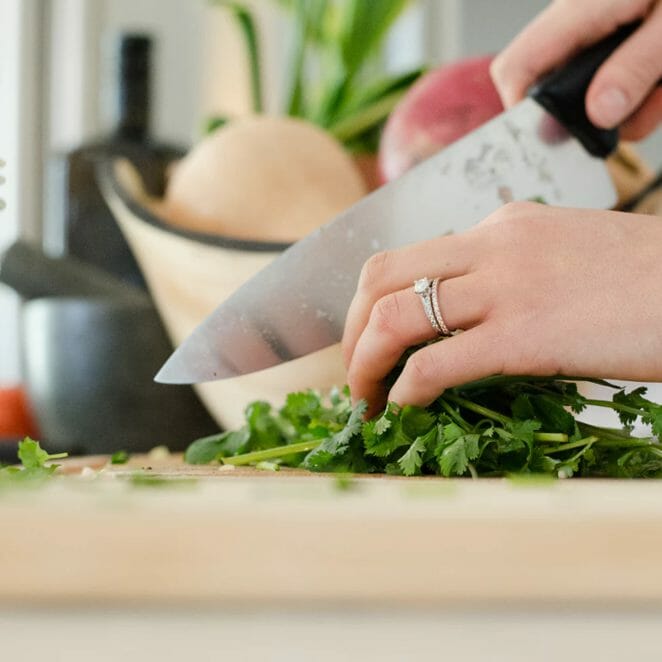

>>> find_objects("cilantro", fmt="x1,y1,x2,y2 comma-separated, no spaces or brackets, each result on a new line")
183,376,662,480
0,438,68,485
398,437,427,476
437,432,480,477
128,472,197,489
111,450,130,465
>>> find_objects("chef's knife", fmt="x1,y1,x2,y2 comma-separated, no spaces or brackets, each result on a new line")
156,24,636,385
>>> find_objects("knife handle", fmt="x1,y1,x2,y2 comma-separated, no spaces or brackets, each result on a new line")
530,21,640,159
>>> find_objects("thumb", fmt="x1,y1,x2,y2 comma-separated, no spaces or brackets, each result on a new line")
586,9,662,129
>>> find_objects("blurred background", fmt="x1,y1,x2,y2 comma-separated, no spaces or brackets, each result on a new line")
1,0,661,456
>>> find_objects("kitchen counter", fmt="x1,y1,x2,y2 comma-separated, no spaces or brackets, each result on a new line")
3,454,662,660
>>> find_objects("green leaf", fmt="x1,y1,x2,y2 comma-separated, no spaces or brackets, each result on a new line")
438,433,480,477
111,450,130,465
648,407,662,439
184,428,250,464
280,390,323,427
0,438,68,485
439,422,464,445
245,401,286,450
397,439,425,476
614,386,649,427
493,427,526,454
204,115,231,135
511,394,536,421
302,400,367,470
284,0,331,116
209,1,263,112
336,0,412,78
17,438,51,470
532,395,576,435
400,405,436,439
508,419,542,445
363,404,411,458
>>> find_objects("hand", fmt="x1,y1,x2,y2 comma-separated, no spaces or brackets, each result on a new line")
342,202,662,416
490,0,662,140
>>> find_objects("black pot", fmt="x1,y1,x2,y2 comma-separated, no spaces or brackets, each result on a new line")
21,296,218,455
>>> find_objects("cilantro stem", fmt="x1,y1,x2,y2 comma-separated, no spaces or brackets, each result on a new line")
438,398,471,431
443,394,511,426
583,398,644,417
545,436,599,454
221,440,321,466
443,395,568,442
548,435,662,454
534,433,569,443
48,453,68,461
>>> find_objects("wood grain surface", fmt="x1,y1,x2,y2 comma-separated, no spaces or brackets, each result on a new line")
2,454,662,606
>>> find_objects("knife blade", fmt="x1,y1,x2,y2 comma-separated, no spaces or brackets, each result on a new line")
156,26,632,385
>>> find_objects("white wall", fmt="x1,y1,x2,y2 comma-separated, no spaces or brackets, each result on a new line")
48,0,209,151
0,0,43,385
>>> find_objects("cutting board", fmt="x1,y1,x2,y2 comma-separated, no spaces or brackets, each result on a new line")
3,453,662,606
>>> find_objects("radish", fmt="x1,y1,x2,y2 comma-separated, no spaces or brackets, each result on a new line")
378,55,503,182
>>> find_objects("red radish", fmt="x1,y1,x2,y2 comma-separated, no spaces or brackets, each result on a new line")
378,55,503,182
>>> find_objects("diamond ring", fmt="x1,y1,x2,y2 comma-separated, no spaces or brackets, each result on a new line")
413,277,451,337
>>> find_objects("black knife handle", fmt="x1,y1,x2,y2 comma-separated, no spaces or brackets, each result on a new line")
530,21,640,158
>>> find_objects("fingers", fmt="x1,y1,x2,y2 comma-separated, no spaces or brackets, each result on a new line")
347,275,489,415
586,3,662,129
341,232,479,369
388,327,504,408
490,0,654,108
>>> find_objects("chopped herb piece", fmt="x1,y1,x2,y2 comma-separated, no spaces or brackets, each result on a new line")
111,450,130,465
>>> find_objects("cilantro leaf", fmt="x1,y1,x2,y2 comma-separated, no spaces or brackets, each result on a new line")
18,438,51,469
0,438,68,484
302,400,367,471
111,450,130,465
508,419,541,445
438,433,480,477
185,427,251,464
397,437,427,477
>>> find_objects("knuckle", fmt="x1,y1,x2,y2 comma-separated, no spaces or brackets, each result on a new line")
406,349,439,384
501,200,539,220
370,293,402,338
488,201,543,242
358,250,391,294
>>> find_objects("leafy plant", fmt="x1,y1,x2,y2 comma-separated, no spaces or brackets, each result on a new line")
208,0,426,151
185,377,662,479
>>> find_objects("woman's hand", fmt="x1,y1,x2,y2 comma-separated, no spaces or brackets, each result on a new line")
342,203,662,416
490,0,662,140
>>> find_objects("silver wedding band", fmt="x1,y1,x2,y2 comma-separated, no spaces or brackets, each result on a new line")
414,277,451,337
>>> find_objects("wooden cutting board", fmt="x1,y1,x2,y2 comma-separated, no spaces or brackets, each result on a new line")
3,453,662,606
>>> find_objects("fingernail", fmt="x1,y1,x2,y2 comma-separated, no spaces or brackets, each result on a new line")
592,87,629,128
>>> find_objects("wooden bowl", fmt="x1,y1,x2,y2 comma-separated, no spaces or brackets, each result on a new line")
98,158,346,430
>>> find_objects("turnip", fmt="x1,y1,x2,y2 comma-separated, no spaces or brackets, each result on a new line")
378,55,503,182
162,115,367,243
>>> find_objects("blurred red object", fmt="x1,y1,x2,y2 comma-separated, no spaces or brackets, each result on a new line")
378,54,503,183
0,386,39,440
